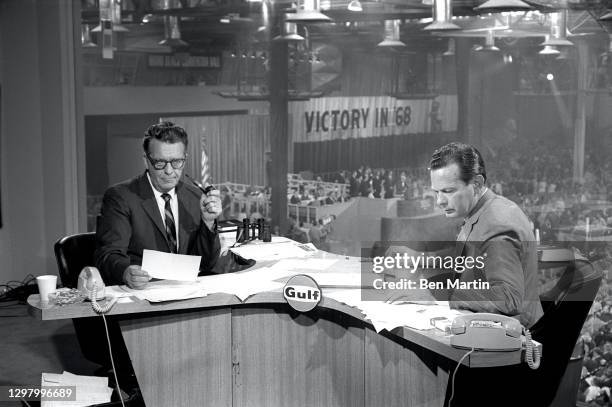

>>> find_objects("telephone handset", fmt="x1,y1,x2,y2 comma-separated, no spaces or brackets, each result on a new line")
450,313,540,369
451,313,521,351
78,267,117,314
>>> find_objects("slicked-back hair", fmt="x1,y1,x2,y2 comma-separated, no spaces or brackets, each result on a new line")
143,121,188,153
429,142,487,184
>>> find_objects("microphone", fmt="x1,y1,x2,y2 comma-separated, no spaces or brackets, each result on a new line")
185,174,216,195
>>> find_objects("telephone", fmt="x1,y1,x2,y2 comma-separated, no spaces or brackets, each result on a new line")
450,313,540,369
450,313,522,351
78,267,116,313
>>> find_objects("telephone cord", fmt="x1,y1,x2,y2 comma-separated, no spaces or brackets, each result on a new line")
447,348,475,407
91,286,125,407
91,285,117,314
524,329,541,370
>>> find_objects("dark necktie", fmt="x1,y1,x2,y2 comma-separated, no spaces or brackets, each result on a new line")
161,193,177,253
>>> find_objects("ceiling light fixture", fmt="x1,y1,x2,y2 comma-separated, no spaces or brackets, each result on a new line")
378,19,406,47
92,0,129,32
542,11,573,47
285,0,332,23
556,49,571,60
159,16,188,48
424,0,460,30
273,18,305,41
539,45,560,55
475,30,500,52
474,0,532,13
347,0,363,11
443,38,455,56
258,1,270,32
81,24,97,47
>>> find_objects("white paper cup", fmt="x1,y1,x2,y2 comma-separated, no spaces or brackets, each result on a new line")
36,275,57,303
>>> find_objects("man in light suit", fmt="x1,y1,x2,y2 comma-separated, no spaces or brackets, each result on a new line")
430,142,543,328
95,121,221,288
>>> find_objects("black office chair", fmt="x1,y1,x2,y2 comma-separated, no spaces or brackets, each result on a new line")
54,232,128,369
447,256,602,407
529,256,603,406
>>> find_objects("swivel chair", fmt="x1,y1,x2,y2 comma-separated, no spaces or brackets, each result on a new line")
53,232,128,369
446,254,602,407
530,255,603,406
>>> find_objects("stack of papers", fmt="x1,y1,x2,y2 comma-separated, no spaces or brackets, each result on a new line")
124,279,207,302
324,289,464,332
41,371,113,407
229,237,318,261
118,265,293,302
198,269,285,301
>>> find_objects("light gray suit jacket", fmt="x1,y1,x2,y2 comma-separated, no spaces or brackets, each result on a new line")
451,189,543,327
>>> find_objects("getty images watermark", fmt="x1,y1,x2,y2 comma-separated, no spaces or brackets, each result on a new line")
371,251,489,291
358,240,607,302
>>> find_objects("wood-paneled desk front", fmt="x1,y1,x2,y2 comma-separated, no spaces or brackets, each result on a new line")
28,256,531,407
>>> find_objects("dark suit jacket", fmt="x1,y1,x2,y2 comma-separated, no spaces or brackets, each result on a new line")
94,172,221,285
451,189,544,327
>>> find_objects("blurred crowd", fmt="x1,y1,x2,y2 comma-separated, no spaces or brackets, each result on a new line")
579,251,612,406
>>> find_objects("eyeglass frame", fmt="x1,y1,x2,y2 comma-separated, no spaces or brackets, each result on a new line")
145,153,187,170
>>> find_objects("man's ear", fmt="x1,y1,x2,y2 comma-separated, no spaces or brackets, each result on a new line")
473,174,485,192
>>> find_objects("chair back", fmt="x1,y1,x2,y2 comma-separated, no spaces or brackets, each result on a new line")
54,232,96,288
53,232,117,367
531,257,603,406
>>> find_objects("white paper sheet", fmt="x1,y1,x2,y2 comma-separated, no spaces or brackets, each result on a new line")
230,239,317,261
199,270,284,301
122,279,206,302
141,249,201,281
280,272,362,288
41,371,113,407
104,285,134,298
268,258,338,272
324,288,463,332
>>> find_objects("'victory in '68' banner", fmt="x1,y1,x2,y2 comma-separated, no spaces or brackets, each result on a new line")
289,95,457,142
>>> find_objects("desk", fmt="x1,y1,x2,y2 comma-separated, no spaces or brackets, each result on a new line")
28,257,531,407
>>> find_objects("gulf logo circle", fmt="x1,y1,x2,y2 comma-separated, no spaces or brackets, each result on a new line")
283,274,322,312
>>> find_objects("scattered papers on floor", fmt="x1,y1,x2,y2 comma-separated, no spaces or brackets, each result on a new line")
141,249,200,281
41,371,113,407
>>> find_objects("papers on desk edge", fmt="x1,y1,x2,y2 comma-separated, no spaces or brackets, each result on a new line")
323,288,464,333
117,245,464,333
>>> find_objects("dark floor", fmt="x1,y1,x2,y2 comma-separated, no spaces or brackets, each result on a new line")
0,302,99,407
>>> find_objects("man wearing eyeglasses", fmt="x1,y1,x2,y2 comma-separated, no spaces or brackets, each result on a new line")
94,121,221,289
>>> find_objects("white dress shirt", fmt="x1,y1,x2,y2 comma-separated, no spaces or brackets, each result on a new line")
147,172,180,250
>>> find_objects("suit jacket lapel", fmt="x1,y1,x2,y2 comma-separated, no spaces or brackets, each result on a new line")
455,190,495,256
137,172,170,250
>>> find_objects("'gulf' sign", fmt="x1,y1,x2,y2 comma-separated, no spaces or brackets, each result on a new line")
283,275,322,312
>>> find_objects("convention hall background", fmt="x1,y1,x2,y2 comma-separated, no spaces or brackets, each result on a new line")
1,0,612,405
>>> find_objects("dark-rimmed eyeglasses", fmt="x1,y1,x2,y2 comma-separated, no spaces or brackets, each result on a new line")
146,154,186,170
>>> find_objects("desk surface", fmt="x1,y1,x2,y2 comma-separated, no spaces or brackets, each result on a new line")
28,287,530,369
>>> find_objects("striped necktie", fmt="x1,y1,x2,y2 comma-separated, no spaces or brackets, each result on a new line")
161,193,177,253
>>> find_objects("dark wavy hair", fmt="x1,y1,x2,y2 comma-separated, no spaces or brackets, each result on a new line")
142,121,188,153
429,142,487,184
